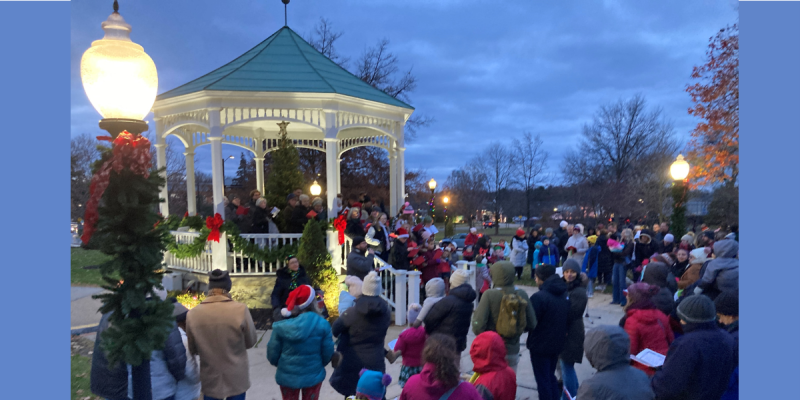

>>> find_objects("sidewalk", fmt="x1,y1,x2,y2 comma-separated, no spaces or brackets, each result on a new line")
72,285,626,399
71,286,107,337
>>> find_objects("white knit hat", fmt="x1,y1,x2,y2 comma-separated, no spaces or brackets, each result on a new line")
407,303,421,324
362,271,381,297
664,233,675,243
560,221,568,228
345,275,363,298
470,227,477,233
450,269,470,288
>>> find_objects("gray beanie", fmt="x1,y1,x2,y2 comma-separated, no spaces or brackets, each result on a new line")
562,259,581,273
677,295,717,323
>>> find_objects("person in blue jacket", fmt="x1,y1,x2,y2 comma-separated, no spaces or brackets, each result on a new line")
582,236,600,297
268,285,335,398
536,237,560,277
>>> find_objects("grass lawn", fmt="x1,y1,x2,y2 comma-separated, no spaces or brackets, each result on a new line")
71,354,102,400
71,248,113,287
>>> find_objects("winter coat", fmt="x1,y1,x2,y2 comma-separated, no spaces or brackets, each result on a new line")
186,294,257,399
651,321,736,400
555,227,569,258
465,232,479,247
509,235,529,267
126,321,187,400
596,236,614,275
526,234,540,265
560,278,588,364
399,363,484,400
90,312,128,400
281,204,294,230
365,223,391,255
268,310,335,389
418,249,441,284
388,239,410,271
633,235,657,267
330,295,391,396
471,332,516,400
424,283,478,353
417,279,446,323
577,325,655,400
623,306,674,376
566,234,589,262
721,321,739,400
176,328,201,400
395,325,427,367
271,266,312,310
344,218,366,239
642,261,677,294
338,291,356,315
670,260,690,281
527,275,570,356
250,205,272,233
346,248,375,280
227,202,251,234
582,245,600,279
678,262,703,290
698,240,739,296
288,204,310,233
613,241,634,264
472,261,537,356
538,241,559,266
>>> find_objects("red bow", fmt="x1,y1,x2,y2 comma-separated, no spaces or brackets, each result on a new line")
82,131,152,244
206,213,224,242
333,215,347,245
184,211,189,218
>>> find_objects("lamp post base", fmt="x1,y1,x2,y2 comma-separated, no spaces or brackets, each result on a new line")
99,118,149,137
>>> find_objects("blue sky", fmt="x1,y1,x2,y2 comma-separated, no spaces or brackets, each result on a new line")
70,0,738,185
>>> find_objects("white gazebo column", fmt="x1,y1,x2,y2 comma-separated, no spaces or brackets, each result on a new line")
254,156,265,195
324,139,339,214
184,150,197,216
396,146,406,210
208,109,229,271
154,119,169,216
389,147,398,215
336,157,342,193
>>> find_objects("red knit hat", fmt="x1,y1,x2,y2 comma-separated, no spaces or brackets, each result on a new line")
516,228,525,237
281,285,315,317
396,228,409,238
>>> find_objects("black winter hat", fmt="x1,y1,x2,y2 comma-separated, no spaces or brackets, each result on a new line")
714,291,739,317
352,236,366,247
535,263,557,281
208,269,232,292
677,294,717,323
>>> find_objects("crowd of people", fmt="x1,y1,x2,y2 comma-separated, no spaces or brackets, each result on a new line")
91,184,740,400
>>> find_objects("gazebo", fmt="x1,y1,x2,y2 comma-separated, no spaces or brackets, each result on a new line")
152,26,414,222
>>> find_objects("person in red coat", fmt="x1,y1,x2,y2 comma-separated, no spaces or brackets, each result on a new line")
620,282,674,376
464,227,479,247
469,331,516,400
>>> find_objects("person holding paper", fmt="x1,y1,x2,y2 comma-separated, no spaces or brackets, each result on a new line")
620,282,673,377
577,326,655,400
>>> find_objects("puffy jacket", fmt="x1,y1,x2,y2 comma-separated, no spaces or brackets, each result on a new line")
651,321,736,400
90,312,128,400
527,275,570,355
471,331,516,400
472,261,537,356
329,295,391,396
271,266,311,310
423,283,477,352
582,245,600,279
566,234,589,261
399,363,484,400
538,242,559,266
509,236,529,267
388,239,410,271
698,240,739,297
346,248,375,280
721,321,739,400
560,278,588,364
127,324,187,400
287,204,309,233
250,205,272,234
176,328,201,400
623,307,674,376
634,233,657,267
268,310,335,389
344,218,366,239
464,232,479,247
395,325,427,367
417,278,446,323
576,325,655,400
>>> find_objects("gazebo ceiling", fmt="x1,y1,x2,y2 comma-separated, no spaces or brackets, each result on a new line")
156,26,414,110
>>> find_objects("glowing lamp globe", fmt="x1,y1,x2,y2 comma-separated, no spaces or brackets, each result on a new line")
670,154,690,181
310,180,322,196
428,178,437,191
80,8,157,124
443,196,449,204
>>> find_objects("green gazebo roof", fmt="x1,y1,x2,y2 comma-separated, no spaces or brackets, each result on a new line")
157,26,414,110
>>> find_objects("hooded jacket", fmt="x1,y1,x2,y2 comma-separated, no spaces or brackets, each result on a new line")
623,306,674,376
576,326,655,400
582,244,600,279
126,323,187,400
642,261,678,294
417,278,446,323
634,231,657,268
698,240,739,296
399,363,484,400
651,322,736,400
537,241,559,266
566,233,589,261
330,295,391,396
90,312,128,400
560,277,589,364
472,261,537,356
423,283,478,352
388,239,410,271
395,325,427,367
527,275,570,355
346,247,376,280
268,310,335,389
471,332,517,400
271,266,312,310
509,235,529,267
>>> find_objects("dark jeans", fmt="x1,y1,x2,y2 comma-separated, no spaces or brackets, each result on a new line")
515,266,523,280
204,393,246,400
531,353,561,400
612,262,627,305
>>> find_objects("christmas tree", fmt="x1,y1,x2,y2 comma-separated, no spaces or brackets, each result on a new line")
297,219,339,317
264,121,305,228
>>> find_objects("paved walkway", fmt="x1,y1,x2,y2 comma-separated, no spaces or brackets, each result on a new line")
72,285,626,400
71,286,106,335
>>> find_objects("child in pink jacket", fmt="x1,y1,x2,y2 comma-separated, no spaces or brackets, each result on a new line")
388,304,426,388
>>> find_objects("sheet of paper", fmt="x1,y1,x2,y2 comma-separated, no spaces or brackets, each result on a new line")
631,349,666,368
388,339,397,351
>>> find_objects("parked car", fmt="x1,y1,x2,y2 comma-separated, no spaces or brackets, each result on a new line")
438,233,468,250
483,221,495,228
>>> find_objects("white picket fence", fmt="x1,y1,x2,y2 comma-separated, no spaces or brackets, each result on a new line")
164,232,214,273
231,233,303,275
372,255,422,325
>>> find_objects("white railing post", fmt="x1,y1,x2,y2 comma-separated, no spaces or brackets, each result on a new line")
395,271,407,326
211,233,229,272
327,230,343,274
407,271,421,308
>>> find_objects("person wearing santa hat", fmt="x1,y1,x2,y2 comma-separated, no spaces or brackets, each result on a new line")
465,226,480,248
388,227,411,271
268,285,335,400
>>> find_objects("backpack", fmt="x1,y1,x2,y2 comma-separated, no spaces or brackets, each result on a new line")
496,290,527,339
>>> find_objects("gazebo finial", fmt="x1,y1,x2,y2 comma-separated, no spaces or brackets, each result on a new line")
113,0,119,13
282,0,290,27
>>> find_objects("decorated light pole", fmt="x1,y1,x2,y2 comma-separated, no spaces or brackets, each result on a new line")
427,178,437,219
443,196,453,237
310,173,322,196
80,2,170,399
670,154,690,237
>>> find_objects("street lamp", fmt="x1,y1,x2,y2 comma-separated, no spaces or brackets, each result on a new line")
670,154,690,236
427,178,437,220
221,155,234,195
310,180,322,196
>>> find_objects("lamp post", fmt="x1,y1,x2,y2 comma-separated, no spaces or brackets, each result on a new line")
670,154,690,237
221,155,234,195
443,196,453,237
427,178,437,219
79,2,165,399
310,180,322,196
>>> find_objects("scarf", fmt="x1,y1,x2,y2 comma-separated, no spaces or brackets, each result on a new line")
289,269,301,290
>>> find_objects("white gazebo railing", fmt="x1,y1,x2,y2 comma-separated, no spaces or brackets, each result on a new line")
164,231,214,273
231,233,303,275
373,255,421,326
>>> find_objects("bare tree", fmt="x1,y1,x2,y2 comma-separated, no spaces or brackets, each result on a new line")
481,143,515,234
444,161,489,228
511,132,549,221
305,17,349,68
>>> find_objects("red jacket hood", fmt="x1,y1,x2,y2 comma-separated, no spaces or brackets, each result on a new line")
470,331,508,374
626,308,665,324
